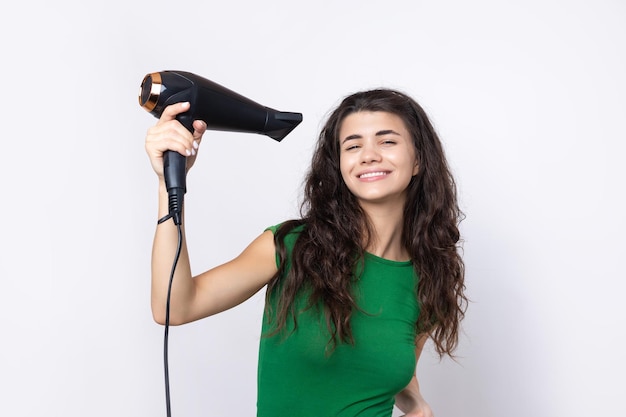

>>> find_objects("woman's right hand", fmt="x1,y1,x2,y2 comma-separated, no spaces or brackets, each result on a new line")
144,101,207,180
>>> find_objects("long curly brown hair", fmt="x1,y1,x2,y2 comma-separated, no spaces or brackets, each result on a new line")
265,89,467,357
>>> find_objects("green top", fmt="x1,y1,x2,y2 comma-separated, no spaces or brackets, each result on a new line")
257,224,420,417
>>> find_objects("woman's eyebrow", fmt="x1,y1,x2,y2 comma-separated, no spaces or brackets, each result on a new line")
341,130,401,144
375,129,401,137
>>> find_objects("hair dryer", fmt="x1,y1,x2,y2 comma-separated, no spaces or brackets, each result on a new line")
138,70,303,225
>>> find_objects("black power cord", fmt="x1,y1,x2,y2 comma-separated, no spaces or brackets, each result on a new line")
158,214,184,417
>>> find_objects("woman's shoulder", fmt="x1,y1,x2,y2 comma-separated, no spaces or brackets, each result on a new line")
265,219,307,236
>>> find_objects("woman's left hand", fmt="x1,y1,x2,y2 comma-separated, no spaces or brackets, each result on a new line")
398,392,433,417
400,401,433,417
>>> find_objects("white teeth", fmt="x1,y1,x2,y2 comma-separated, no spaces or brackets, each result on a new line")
359,171,387,179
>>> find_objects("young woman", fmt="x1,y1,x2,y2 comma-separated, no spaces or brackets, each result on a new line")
145,89,467,417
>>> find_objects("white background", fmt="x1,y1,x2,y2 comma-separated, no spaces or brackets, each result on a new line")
1,1,624,416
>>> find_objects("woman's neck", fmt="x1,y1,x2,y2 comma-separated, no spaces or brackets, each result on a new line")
361,202,409,262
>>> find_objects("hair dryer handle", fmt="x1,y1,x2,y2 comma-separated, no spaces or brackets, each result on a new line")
167,109,195,193
162,112,194,225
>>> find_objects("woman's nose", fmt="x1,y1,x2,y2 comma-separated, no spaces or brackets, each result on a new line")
360,143,382,164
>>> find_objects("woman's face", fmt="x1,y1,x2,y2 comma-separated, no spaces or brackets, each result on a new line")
338,111,419,209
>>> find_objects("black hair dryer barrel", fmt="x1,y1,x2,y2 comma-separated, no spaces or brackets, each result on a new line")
138,70,303,225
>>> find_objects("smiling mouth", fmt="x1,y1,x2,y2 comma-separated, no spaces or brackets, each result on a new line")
359,171,389,179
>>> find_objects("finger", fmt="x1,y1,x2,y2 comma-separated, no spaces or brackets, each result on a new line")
159,101,191,123
190,120,207,153
146,123,195,158
192,120,207,139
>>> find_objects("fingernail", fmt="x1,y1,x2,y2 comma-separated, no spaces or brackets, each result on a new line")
191,148,196,156
181,102,190,108
193,141,199,149
185,149,191,156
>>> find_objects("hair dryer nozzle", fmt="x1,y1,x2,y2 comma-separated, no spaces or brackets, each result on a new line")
265,111,303,141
